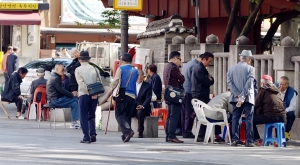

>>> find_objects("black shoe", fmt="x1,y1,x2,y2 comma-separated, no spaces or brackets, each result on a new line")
231,140,238,147
80,140,91,144
183,134,195,139
121,135,125,141
197,137,211,142
215,137,225,143
124,131,134,143
91,135,97,142
245,142,256,147
138,133,143,138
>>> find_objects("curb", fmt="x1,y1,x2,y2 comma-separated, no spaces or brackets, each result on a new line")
286,140,300,146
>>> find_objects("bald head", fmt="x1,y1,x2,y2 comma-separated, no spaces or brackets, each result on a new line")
55,64,65,76
137,70,145,83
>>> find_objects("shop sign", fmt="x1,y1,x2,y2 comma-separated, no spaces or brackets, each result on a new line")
113,0,143,11
0,2,38,10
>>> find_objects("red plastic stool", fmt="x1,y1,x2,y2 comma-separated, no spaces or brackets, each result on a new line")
152,108,168,129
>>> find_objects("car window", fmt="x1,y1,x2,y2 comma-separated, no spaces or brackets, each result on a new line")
23,60,71,69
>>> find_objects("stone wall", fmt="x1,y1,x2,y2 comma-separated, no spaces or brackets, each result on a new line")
140,36,167,63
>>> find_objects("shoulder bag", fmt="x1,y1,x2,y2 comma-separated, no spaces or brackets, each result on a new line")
87,67,105,95
164,65,185,104
113,67,133,101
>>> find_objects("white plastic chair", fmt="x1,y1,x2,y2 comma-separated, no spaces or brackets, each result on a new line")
191,99,231,145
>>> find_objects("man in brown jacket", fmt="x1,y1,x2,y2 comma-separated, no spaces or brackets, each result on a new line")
253,75,286,145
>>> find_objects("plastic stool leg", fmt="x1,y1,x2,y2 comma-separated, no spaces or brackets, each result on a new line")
63,108,66,129
276,124,282,148
54,108,56,130
50,108,52,129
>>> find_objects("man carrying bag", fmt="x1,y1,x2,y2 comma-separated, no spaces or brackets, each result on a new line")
163,51,185,143
111,53,139,143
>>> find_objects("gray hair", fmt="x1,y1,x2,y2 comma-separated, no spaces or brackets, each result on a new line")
79,59,89,62
37,72,45,77
71,48,80,54
239,56,251,62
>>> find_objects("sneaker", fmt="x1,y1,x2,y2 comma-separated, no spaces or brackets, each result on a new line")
245,142,256,147
70,122,80,129
231,140,239,147
16,115,26,120
285,132,290,141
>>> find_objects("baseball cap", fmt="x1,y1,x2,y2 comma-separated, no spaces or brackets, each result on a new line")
261,75,273,82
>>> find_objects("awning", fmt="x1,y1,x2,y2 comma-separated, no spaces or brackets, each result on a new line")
0,11,41,25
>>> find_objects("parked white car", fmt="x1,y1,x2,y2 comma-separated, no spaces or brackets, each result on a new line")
20,58,112,95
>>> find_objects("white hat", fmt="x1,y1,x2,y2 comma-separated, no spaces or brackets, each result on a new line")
239,50,254,58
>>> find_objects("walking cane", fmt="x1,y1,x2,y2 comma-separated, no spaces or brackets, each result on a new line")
105,94,113,134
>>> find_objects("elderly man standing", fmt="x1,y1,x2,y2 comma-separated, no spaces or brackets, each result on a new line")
181,54,201,138
47,63,80,129
275,76,298,140
227,50,256,147
67,48,81,95
75,51,100,143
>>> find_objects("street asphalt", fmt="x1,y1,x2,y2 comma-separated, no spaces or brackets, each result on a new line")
0,104,300,165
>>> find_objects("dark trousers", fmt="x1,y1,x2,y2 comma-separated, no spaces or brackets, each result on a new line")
199,122,222,138
1,96,22,112
4,73,9,84
231,102,254,143
253,114,286,140
79,95,98,141
166,103,181,139
286,111,295,133
115,96,135,136
135,110,148,134
181,93,195,137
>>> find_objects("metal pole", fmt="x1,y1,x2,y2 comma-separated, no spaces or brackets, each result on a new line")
121,10,129,55
195,0,200,43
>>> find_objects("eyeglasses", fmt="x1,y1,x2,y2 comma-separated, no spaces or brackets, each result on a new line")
177,57,182,61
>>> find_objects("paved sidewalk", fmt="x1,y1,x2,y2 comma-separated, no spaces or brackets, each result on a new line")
0,104,300,165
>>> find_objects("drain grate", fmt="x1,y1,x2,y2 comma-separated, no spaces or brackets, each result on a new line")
147,149,189,153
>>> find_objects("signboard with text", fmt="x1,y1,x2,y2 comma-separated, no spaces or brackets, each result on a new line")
113,0,143,11
0,2,38,10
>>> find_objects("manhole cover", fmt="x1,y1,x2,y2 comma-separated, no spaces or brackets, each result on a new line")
147,149,189,153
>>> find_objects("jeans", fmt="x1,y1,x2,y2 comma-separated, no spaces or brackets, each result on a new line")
49,96,79,121
231,102,254,143
79,95,98,141
253,114,286,140
166,103,181,139
115,96,136,136
286,111,295,133
181,93,195,137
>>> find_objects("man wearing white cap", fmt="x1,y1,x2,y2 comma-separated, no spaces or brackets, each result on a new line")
227,50,256,147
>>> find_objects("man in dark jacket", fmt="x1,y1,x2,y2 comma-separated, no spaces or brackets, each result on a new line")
163,51,185,143
66,48,81,95
6,47,19,79
1,67,28,119
29,68,47,103
147,64,162,108
134,70,152,138
47,63,80,129
253,75,286,145
191,52,216,142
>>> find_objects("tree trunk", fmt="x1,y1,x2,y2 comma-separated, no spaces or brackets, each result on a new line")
240,0,265,37
222,0,241,37
261,11,300,52
223,0,242,52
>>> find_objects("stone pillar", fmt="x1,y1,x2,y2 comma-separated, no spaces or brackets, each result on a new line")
180,43,200,62
273,36,300,86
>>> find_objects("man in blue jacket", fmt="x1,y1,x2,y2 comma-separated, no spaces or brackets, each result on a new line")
1,67,28,119
111,53,139,143
275,76,298,141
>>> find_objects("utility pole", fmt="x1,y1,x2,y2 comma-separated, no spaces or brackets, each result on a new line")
121,10,129,55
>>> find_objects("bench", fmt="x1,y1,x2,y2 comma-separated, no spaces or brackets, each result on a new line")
0,101,11,119
131,116,159,138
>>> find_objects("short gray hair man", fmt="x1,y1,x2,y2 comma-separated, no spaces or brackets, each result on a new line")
36,68,45,78
239,50,254,63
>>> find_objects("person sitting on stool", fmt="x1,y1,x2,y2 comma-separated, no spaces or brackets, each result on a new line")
133,70,152,138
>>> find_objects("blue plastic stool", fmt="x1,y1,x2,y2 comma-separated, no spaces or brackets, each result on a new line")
262,122,286,148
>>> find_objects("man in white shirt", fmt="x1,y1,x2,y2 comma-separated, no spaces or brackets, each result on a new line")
134,70,152,138
276,76,298,140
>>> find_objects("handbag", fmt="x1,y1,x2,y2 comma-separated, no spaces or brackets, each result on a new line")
164,65,185,104
112,67,133,101
87,67,105,95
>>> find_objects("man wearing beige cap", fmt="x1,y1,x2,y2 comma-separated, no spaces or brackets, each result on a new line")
29,68,47,103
